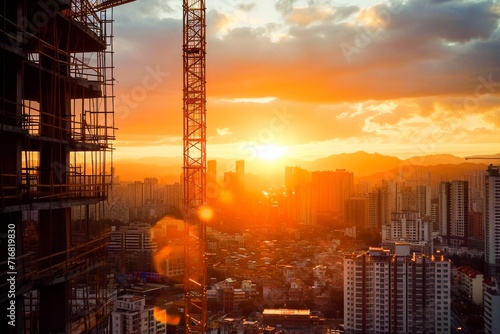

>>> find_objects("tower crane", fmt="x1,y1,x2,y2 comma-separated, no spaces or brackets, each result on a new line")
182,0,207,333
465,155,500,160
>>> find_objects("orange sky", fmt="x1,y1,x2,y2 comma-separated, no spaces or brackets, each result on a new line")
112,0,500,164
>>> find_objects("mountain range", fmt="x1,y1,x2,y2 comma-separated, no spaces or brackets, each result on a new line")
113,151,500,182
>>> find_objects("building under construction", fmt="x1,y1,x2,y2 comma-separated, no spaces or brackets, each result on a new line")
0,1,132,332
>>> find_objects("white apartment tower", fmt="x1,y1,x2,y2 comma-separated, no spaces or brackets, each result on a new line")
344,245,451,334
111,295,166,334
485,165,500,277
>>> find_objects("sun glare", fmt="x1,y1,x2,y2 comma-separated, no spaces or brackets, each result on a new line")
256,144,285,161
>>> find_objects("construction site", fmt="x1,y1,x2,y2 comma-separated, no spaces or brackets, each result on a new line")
1,0,130,332
1,0,208,332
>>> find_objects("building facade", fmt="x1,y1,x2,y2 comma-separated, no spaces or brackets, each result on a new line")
111,295,166,334
485,165,500,277
344,245,451,334
439,180,469,246
312,169,353,224
1,1,119,331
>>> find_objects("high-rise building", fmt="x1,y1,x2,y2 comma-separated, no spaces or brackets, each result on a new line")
416,185,431,216
108,223,157,273
368,183,390,229
312,169,353,224
1,2,119,331
344,245,451,334
485,165,500,277
381,211,431,254
143,177,159,205
285,166,312,225
223,160,245,206
346,197,369,229
382,211,429,242
164,182,181,212
439,180,469,246
483,278,500,334
397,184,415,211
207,160,217,205
236,159,245,176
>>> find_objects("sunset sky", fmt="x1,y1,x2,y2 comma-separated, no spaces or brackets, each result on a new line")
112,0,500,163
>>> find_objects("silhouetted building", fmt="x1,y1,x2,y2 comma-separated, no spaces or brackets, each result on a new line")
223,160,245,206
312,169,353,224
285,166,312,225
345,197,369,229
439,180,469,246
368,182,390,229
485,165,500,277
1,2,117,331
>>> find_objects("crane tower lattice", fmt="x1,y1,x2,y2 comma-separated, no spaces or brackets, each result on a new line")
183,0,207,333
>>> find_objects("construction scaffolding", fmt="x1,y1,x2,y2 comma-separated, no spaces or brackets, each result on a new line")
0,1,132,332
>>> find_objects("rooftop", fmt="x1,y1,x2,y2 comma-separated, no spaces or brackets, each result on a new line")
263,309,310,316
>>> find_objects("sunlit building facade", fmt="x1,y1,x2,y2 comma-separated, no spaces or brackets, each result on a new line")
344,245,451,334
111,295,166,334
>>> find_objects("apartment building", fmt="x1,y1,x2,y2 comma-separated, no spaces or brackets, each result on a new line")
344,245,451,333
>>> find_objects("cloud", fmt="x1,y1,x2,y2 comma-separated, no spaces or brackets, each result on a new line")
217,127,233,136
111,0,500,159
236,3,257,12
275,0,297,14
284,6,335,26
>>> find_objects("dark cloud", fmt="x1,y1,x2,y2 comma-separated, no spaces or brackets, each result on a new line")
236,3,256,12
332,6,360,21
275,0,298,14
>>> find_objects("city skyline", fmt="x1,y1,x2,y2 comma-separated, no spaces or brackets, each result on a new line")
112,0,500,166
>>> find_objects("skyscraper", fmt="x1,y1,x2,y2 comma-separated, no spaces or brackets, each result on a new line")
439,180,469,246
285,166,312,225
368,182,390,229
346,197,369,229
311,169,353,224
485,165,500,277
344,245,451,333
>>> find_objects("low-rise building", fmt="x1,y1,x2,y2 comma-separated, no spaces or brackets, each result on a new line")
262,309,321,334
111,294,166,334
457,266,484,305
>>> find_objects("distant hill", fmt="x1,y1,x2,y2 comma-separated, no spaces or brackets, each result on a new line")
360,162,489,184
113,151,495,182
299,151,403,176
405,154,468,166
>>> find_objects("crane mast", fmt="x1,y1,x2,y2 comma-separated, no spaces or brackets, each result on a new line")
183,0,207,333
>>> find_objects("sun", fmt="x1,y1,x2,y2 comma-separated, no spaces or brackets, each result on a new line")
256,144,285,161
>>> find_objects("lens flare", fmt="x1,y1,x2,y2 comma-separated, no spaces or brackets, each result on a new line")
198,205,214,221
153,306,181,325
